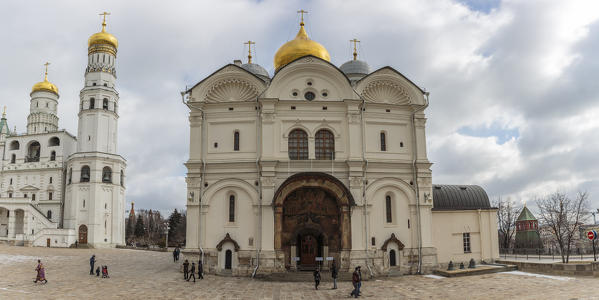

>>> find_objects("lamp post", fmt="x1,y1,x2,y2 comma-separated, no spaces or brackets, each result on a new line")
165,224,170,249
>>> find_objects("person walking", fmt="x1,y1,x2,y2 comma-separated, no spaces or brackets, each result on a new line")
197,260,204,280
173,248,177,262
176,247,181,261
183,260,190,280
89,255,96,275
350,267,359,298
34,260,47,284
313,266,321,290
357,266,362,296
331,260,338,290
187,262,196,282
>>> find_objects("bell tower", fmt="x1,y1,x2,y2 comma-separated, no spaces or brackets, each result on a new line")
63,12,126,248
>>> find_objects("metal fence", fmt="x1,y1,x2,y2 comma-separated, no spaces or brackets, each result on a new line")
499,247,597,261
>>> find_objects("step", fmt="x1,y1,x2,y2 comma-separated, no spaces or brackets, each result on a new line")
261,271,361,282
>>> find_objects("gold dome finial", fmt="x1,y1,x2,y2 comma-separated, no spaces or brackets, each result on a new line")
88,12,118,50
273,10,331,71
31,62,59,95
244,40,255,63
2,106,6,119
350,38,360,61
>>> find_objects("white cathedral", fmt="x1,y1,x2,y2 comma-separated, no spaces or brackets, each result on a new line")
0,15,126,248
183,17,499,275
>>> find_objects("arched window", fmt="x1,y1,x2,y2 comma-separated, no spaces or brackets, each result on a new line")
288,129,308,160
385,195,392,223
315,129,335,160
233,131,240,151
80,166,90,182
32,194,35,201
27,141,41,162
9,141,19,150
49,192,53,200
47,210,52,219
229,195,235,222
89,98,95,109
102,167,112,183
48,137,60,146
10,154,15,164
120,170,124,187
50,151,56,161
103,98,109,110
380,132,387,151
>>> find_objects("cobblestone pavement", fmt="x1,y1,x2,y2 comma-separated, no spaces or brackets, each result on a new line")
0,245,598,300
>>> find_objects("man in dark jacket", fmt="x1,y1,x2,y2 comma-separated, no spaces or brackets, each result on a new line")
357,266,362,296
89,255,96,275
198,260,204,279
313,266,321,290
187,262,196,282
350,266,359,298
173,248,177,262
331,260,338,289
183,260,190,280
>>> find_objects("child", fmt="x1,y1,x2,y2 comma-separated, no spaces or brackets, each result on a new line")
96,266,100,277
102,266,110,278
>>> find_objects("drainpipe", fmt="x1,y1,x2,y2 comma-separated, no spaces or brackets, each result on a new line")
411,92,429,274
181,91,205,263
358,92,374,278
252,94,264,278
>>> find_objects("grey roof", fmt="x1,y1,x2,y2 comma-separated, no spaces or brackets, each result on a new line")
339,59,371,75
432,185,492,210
241,63,269,79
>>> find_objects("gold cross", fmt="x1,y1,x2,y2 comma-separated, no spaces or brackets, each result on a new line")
99,12,110,30
297,9,308,25
244,40,255,63
350,39,360,60
43,62,50,81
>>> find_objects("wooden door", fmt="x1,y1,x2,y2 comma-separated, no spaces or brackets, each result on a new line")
300,235,318,266
46,238,51,247
390,249,396,266
78,225,88,244
225,250,232,269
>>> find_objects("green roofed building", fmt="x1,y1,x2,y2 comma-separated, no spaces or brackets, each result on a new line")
515,206,542,249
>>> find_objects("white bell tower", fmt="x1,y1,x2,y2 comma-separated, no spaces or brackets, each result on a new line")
63,12,126,248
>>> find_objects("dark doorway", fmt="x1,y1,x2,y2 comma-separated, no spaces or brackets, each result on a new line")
78,224,88,244
225,250,232,269
390,249,397,267
300,235,318,267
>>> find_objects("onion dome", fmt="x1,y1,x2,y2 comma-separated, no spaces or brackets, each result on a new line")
88,12,118,54
340,59,371,76
273,20,330,71
31,63,58,96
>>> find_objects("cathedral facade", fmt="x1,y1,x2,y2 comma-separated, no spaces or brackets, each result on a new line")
0,15,126,248
183,18,499,276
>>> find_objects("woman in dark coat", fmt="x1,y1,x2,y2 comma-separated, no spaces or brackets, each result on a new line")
313,267,321,290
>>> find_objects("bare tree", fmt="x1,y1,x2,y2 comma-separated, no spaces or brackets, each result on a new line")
495,196,520,249
536,191,589,263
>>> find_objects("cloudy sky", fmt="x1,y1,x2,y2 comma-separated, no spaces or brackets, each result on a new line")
1,0,598,215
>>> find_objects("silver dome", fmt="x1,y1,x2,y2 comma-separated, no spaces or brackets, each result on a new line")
339,59,371,76
241,63,269,79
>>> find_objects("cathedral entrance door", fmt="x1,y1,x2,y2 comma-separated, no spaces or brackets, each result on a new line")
46,238,51,247
78,225,88,244
299,234,318,268
225,250,232,269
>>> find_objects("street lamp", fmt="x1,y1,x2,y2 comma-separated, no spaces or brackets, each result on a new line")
165,225,170,249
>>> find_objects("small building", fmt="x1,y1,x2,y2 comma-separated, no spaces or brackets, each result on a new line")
514,206,542,250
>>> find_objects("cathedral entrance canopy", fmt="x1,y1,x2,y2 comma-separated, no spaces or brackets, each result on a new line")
273,173,353,267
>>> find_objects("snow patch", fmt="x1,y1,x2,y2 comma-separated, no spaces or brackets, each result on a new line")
502,271,572,281
424,274,445,279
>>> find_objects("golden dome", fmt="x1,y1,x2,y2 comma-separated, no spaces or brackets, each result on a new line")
88,17,118,49
31,63,58,95
273,22,330,71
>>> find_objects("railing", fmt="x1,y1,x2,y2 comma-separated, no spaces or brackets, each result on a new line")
499,247,598,261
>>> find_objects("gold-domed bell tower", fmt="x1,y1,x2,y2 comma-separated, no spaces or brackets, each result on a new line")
273,10,331,71
27,62,60,134
64,12,126,247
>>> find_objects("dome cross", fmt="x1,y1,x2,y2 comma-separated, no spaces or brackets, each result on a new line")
43,62,50,81
244,40,255,63
297,9,308,26
350,38,360,61
99,11,111,32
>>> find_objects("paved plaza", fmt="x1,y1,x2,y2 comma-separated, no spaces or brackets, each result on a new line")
0,245,598,299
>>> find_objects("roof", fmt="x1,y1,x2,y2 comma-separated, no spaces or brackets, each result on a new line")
432,184,492,210
517,206,537,221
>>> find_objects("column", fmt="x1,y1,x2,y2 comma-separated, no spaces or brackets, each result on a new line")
341,206,351,250
7,209,15,238
274,206,283,249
